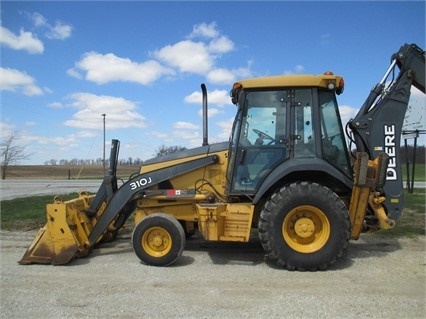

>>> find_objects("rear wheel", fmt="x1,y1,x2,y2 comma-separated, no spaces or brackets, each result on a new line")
258,182,350,270
132,213,185,266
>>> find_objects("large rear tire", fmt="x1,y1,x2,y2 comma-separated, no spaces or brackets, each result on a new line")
132,213,185,266
258,182,350,270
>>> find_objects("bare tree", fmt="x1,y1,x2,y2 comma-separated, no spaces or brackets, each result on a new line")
154,144,187,158
0,132,30,179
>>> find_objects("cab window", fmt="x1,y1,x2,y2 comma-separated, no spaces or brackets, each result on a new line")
319,90,351,176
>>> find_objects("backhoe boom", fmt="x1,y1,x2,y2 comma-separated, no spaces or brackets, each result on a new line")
349,43,425,221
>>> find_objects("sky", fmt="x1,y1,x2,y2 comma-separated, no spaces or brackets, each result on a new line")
1,0,425,165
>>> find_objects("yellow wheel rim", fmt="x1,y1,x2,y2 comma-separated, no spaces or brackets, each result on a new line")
142,226,172,257
282,205,330,253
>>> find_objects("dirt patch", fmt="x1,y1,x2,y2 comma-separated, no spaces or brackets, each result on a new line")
2,219,46,232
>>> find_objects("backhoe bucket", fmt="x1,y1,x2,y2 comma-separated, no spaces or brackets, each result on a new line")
19,193,95,265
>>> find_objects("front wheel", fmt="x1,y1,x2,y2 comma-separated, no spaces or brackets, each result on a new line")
131,213,185,266
258,182,350,270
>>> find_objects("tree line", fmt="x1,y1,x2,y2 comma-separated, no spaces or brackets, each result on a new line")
1,135,187,179
42,145,187,166
43,157,144,166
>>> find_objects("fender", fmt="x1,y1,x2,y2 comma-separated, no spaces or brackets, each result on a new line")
253,158,353,204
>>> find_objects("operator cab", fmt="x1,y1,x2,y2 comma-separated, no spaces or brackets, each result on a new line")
227,73,351,195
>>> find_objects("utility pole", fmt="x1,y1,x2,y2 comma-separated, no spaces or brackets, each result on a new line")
101,113,106,174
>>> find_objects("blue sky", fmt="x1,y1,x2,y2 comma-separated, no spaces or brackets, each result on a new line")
1,0,425,165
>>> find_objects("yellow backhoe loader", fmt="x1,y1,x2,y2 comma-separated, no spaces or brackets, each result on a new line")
20,43,424,270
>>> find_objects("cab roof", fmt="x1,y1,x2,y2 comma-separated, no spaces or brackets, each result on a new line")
234,73,343,89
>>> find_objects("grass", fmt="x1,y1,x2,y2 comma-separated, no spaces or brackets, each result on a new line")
1,188,424,237
0,193,81,231
376,188,425,238
402,163,425,182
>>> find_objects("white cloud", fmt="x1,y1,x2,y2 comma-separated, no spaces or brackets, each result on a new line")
184,89,232,106
147,131,170,140
0,26,44,54
284,64,305,75
207,68,236,84
155,22,236,78
214,118,234,142
0,122,16,137
46,22,72,40
173,122,200,130
66,67,83,79
67,22,248,86
197,107,223,118
173,129,201,140
208,36,234,54
31,12,72,40
0,67,44,96
339,105,358,127
171,129,202,148
155,40,213,74
64,93,147,129
234,64,253,79
70,52,174,85
31,12,48,27
48,102,64,109
295,65,305,72
24,133,79,148
189,22,219,39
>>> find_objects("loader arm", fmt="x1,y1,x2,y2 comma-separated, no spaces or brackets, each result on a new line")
87,154,219,245
19,148,219,265
349,43,425,222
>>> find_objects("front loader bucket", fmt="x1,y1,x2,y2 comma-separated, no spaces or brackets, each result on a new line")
19,193,95,265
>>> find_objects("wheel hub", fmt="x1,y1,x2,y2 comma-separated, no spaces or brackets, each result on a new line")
282,205,331,253
142,226,172,256
294,217,315,238
152,235,164,247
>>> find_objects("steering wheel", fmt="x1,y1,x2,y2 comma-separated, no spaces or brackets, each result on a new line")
253,129,275,145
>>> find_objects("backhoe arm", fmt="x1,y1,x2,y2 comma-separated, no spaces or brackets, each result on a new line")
349,43,425,222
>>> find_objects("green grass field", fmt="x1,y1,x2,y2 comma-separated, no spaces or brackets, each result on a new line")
402,163,425,182
0,193,81,231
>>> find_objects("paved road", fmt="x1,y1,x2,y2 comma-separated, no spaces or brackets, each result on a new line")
405,181,426,189
0,179,104,200
1,179,424,201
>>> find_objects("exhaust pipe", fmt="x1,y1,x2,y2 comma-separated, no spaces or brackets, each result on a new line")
108,139,120,178
201,83,208,146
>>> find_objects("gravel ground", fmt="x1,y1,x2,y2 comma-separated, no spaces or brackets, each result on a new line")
1,230,425,319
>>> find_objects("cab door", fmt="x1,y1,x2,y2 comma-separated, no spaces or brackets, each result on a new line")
229,90,289,194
